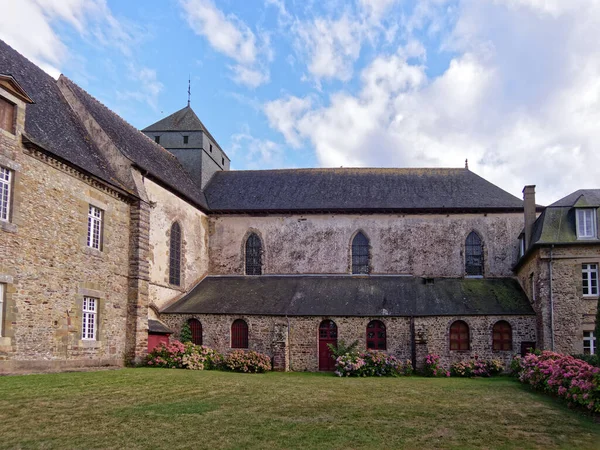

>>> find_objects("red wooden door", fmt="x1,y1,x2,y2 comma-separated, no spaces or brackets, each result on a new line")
318,320,338,371
148,334,169,352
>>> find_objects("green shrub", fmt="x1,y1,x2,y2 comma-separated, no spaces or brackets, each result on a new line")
179,322,192,343
222,350,272,373
572,354,600,367
327,339,359,359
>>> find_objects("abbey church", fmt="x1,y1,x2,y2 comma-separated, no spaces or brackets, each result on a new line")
0,40,597,373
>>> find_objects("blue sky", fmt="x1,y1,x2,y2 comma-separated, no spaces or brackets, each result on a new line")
2,0,600,204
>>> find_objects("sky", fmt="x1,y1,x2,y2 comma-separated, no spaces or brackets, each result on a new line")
2,0,600,205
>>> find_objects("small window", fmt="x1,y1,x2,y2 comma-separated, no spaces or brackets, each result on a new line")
188,318,202,345
245,233,262,275
210,144,213,153
82,297,98,340
169,222,182,286
366,320,386,350
450,320,470,351
577,209,596,239
231,319,248,348
465,231,483,276
87,205,103,250
0,96,15,134
519,236,526,258
221,157,225,165
492,320,512,351
155,136,160,144
582,264,598,296
0,166,12,222
0,283,5,337
352,232,370,274
183,135,189,144
583,331,596,355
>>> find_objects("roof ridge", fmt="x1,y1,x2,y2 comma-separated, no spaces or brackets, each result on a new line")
60,75,180,162
214,167,467,174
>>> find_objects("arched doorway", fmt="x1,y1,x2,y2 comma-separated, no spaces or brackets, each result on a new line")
318,320,338,371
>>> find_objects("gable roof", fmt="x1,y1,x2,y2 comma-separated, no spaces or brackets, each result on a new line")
0,73,34,103
0,40,118,187
204,168,525,213
549,189,600,208
58,77,209,210
163,275,534,317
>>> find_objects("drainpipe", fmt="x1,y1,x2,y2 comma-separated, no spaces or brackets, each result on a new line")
549,245,555,351
286,315,291,371
410,316,416,369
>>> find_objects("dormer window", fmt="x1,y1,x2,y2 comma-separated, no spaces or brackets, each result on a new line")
576,209,596,239
519,235,526,258
0,96,15,134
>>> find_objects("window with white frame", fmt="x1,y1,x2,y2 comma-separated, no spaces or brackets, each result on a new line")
82,297,97,340
87,205,103,250
576,209,597,239
0,166,11,222
0,283,5,337
582,264,598,296
583,331,596,355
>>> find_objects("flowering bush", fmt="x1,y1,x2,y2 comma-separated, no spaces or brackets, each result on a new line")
147,340,222,370
515,351,600,413
450,357,504,377
222,350,272,373
422,354,449,377
334,351,413,377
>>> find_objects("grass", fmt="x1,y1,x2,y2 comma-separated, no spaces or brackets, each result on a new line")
0,369,598,449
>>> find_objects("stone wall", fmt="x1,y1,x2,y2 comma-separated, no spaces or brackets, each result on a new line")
208,213,524,277
160,313,536,372
518,245,600,354
145,178,210,311
0,145,131,373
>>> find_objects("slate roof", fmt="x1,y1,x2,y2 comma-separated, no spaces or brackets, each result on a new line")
59,77,209,209
163,275,534,316
0,40,118,187
204,168,525,213
525,189,600,247
148,319,173,334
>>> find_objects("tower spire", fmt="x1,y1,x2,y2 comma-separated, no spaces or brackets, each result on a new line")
187,75,191,107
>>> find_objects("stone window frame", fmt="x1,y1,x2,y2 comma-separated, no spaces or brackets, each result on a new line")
0,94,16,135
82,296,98,340
243,229,264,275
449,319,470,351
349,229,371,275
87,204,104,251
76,288,105,346
0,165,12,222
464,230,485,278
583,330,596,355
491,320,513,352
169,221,182,286
582,263,598,297
231,318,249,349
576,208,597,240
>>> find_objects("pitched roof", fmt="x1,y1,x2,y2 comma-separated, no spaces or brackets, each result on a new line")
59,77,209,210
0,40,118,187
148,319,173,334
204,168,525,213
549,189,600,208
163,275,534,316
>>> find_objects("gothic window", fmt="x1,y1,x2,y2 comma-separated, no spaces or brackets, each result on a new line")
492,321,512,351
231,319,248,348
188,318,202,345
465,231,483,276
366,320,386,350
450,320,470,351
352,232,370,274
169,222,182,286
245,233,262,275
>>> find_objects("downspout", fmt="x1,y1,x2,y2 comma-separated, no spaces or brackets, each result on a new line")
287,315,291,370
410,316,416,370
549,245,555,351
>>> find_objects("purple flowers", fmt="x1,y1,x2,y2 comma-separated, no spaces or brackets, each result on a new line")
334,351,413,377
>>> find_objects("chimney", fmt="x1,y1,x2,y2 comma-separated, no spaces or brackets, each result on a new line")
523,185,536,248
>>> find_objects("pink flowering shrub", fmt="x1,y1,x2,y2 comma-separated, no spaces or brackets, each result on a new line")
335,351,413,377
450,357,504,377
222,350,272,373
515,351,600,413
422,354,449,377
147,340,222,370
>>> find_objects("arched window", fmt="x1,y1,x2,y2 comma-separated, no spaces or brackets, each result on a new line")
169,222,182,285
231,319,248,348
366,320,386,350
465,231,483,276
245,233,262,275
450,320,470,351
352,232,370,274
188,318,202,345
492,321,512,351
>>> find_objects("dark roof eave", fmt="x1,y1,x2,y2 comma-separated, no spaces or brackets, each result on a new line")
209,207,527,215
160,311,536,317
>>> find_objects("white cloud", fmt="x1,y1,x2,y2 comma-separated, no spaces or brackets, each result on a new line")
264,0,600,204
229,129,283,169
181,0,270,87
117,64,164,111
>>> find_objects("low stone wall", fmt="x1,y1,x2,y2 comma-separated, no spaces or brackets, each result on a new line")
160,313,537,372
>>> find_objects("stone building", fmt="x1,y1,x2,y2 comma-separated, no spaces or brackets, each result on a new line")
0,39,596,373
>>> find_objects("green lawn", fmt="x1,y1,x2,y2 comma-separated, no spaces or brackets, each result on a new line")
0,369,598,449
